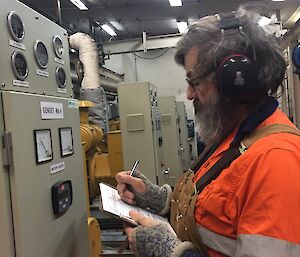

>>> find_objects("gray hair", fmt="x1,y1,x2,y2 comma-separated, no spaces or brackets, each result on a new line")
174,4,286,96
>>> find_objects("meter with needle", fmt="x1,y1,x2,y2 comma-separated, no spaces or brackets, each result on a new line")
59,127,74,157
34,129,53,164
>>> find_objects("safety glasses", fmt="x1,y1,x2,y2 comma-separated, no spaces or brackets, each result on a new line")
185,69,213,87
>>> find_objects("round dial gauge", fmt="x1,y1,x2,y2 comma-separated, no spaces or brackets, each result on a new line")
55,67,67,88
11,51,28,80
59,127,74,157
34,40,48,69
7,11,25,42
34,129,53,164
53,35,64,58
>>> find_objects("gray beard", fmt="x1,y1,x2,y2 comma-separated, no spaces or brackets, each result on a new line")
194,93,238,146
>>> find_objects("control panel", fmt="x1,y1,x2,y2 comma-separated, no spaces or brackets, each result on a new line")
118,82,164,185
176,102,191,171
158,96,183,186
0,3,72,97
0,1,90,257
52,180,73,217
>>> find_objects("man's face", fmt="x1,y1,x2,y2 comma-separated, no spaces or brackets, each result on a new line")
184,46,217,105
184,46,237,145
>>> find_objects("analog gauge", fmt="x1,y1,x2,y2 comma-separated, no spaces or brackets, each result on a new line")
53,35,64,58
34,40,48,69
59,127,74,157
7,11,25,41
55,67,67,88
34,129,53,164
11,51,28,80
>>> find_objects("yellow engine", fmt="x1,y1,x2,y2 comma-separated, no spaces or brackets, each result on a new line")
79,101,124,256
79,101,124,201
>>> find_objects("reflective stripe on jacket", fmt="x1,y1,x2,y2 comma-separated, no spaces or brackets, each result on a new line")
193,109,300,257
198,224,300,257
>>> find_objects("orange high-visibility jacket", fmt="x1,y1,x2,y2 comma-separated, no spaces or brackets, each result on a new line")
193,109,300,257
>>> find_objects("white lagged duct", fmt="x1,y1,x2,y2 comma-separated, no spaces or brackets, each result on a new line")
69,32,100,89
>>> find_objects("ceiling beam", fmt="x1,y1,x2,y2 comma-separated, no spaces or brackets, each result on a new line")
101,33,182,55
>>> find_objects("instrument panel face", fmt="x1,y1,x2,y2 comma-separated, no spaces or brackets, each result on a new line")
59,127,74,157
52,35,64,58
11,51,28,80
34,40,48,69
34,129,53,164
55,66,67,88
7,11,25,41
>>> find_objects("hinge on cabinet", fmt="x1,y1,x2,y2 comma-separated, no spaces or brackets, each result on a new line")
2,132,13,168
178,149,181,156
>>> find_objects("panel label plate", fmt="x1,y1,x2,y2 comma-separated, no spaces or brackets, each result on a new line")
13,80,29,87
9,39,26,50
54,57,64,65
50,162,65,175
57,88,67,94
36,69,49,77
40,101,64,119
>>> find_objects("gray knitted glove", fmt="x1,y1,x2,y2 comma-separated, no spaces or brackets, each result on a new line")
132,171,172,215
132,223,195,257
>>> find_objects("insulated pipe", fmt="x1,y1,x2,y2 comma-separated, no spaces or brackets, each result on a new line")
69,33,100,89
71,70,118,93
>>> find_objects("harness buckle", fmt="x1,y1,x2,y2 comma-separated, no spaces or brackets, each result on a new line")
238,141,247,154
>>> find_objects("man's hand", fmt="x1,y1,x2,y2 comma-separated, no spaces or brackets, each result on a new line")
124,210,160,254
124,210,181,257
116,171,172,215
115,171,147,205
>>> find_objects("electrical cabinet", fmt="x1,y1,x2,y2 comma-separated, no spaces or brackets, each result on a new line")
0,1,72,97
0,1,90,257
176,101,191,171
158,96,183,186
118,82,165,185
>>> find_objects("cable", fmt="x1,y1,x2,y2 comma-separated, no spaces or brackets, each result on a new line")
133,48,170,60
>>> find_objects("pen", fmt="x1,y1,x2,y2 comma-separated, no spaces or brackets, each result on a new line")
129,160,139,177
120,161,139,197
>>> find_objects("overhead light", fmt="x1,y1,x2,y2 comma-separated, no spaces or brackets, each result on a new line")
258,16,271,26
110,21,125,31
177,21,188,33
69,0,88,10
101,24,117,36
169,0,182,7
272,0,285,2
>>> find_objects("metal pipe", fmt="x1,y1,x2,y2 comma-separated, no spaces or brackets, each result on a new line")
55,0,62,26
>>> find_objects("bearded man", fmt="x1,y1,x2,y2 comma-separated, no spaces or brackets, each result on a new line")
115,5,300,257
